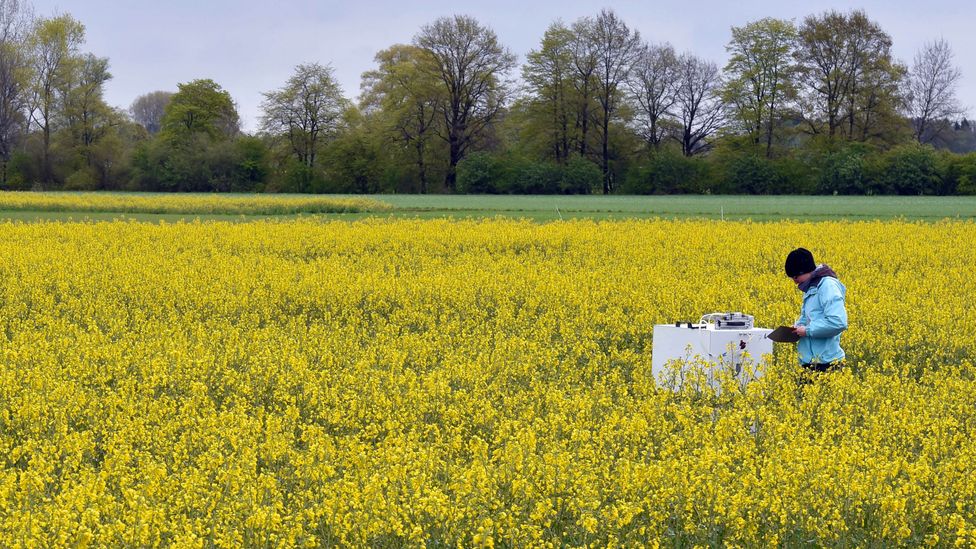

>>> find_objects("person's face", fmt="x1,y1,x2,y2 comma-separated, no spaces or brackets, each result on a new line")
790,271,813,286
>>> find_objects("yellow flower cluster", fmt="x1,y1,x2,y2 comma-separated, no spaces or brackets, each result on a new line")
0,192,389,215
0,218,974,547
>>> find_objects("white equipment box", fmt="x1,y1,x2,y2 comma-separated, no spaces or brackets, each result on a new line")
652,313,774,387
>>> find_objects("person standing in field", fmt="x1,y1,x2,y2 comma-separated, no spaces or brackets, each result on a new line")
785,248,848,372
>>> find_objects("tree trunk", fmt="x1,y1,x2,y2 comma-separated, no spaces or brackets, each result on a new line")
847,97,856,139
415,140,428,194
445,165,457,193
579,85,590,157
42,123,51,186
552,95,561,161
827,99,838,139
558,86,569,163
560,112,569,163
601,109,610,194
914,119,927,143
446,134,461,193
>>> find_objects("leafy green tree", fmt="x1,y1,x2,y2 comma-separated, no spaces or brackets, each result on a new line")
795,11,852,139
519,12,640,192
722,154,784,193
947,152,976,194
27,13,84,186
0,0,32,187
488,155,561,194
320,106,383,193
723,18,797,158
134,79,264,192
261,63,346,173
160,79,239,142
85,115,146,190
851,51,907,145
878,143,944,195
196,136,269,192
623,148,709,193
361,45,442,193
456,151,504,194
795,10,905,143
415,15,516,192
59,53,114,172
131,135,201,191
561,154,602,193
132,131,267,193
590,9,641,193
521,21,575,164
817,143,872,194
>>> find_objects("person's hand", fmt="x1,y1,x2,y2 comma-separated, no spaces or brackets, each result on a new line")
793,325,807,337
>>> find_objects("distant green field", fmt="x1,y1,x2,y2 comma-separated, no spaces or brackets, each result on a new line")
0,193,974,222
364,194,976,221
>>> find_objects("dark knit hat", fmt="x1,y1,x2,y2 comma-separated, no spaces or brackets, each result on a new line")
785,248,816,277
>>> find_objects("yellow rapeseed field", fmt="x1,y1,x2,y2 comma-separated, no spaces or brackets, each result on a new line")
0,192,389,215
0,218,974,547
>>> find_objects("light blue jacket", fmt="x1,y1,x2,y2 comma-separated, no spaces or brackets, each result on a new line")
796,276,848,365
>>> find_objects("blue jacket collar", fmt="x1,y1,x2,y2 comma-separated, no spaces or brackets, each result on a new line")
798,264,838,293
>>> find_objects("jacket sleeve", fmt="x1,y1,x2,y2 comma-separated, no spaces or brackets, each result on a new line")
806,279,848,338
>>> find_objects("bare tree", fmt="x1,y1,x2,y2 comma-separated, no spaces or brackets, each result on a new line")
591,9,641,193
415,15,516,192
0,0,32,185
673,53,725,156
629,42,678,149
130,90,172,135
905,38,966,144
569,17,599,158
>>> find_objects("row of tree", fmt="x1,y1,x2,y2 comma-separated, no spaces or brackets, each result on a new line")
0,1,972,195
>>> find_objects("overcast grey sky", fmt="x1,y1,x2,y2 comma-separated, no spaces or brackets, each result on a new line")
32,0,976,132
